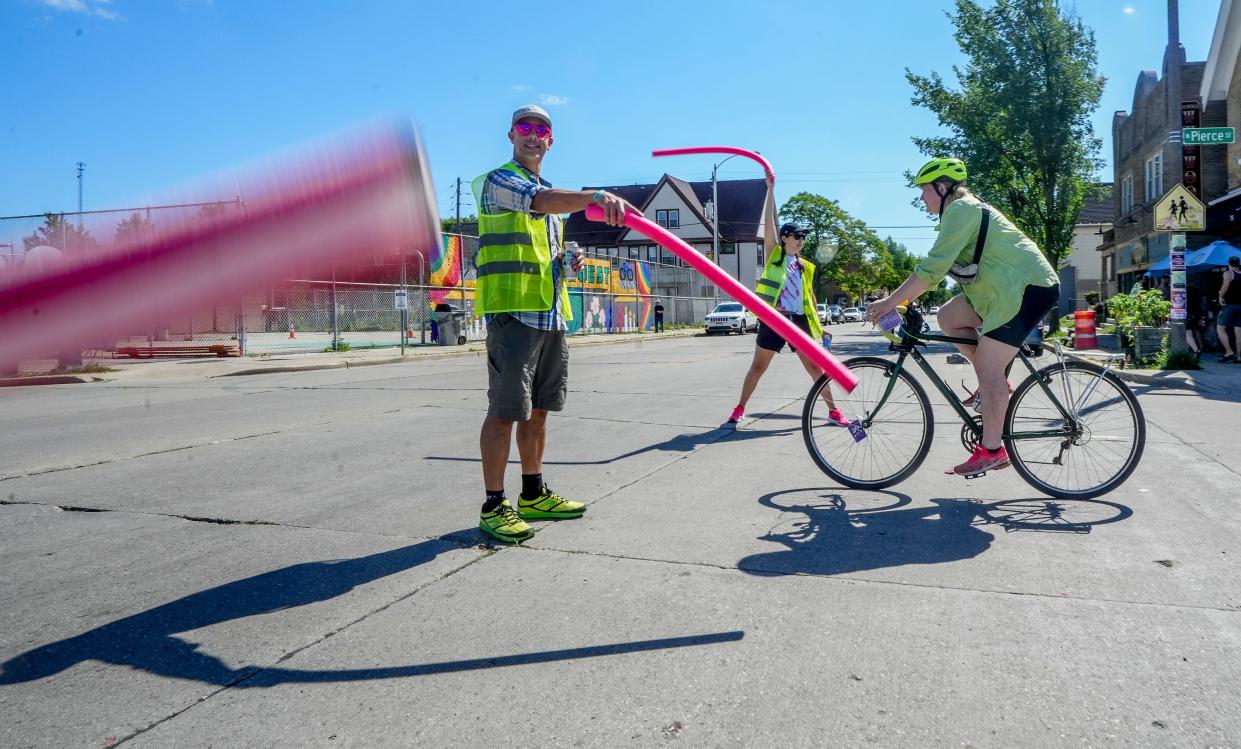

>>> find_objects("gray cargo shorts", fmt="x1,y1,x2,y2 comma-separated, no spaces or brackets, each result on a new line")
486,313,569,422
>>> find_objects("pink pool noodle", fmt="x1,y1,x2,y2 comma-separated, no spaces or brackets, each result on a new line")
586,205,857,391
651,147,775,181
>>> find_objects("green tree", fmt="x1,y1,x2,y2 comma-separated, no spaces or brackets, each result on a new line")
779,192,888,305
113,212,156,244
441,215,478,233
22,213,97,253
906,0,1105,276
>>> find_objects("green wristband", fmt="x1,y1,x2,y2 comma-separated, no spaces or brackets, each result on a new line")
593,190,606,204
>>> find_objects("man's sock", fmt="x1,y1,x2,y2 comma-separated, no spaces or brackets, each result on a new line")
983,446,1003,455
482,490,506,513
521,473,543,500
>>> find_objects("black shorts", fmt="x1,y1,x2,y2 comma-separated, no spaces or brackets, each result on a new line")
756,312,813,353
984,284,1060,348
1220,304,1241,328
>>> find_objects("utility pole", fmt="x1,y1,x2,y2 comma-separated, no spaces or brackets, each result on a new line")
711,155,738,310
76,162,85,229
457,177,465,312
1165,0,1188,354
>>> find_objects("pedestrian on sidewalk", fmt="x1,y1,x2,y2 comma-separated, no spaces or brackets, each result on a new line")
653,298,665,332
726,172,847,427
867,158,1058,477
1217,256,1241,363
473,104,636,544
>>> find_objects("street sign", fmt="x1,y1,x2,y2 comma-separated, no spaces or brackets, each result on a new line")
1154,184,1205,231
1182,127,1235,145
394,289,408,310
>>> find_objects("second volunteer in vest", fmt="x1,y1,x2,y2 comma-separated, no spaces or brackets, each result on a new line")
473,104,636,544
727,173,849,427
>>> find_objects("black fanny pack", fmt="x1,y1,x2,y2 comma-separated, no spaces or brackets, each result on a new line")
946,207,990,285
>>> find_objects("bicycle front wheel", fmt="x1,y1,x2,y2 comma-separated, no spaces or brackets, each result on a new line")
1004,361,1146,499
802,356,934,489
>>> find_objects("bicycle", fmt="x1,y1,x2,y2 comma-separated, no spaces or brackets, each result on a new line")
801,306,1146,499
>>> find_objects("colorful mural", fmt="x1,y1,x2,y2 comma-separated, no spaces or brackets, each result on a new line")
429,234,462,305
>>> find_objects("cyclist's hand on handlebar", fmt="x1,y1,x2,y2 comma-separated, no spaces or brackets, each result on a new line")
867,296,897,325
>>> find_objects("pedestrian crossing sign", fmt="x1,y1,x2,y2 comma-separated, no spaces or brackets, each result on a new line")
1154,184,1205,231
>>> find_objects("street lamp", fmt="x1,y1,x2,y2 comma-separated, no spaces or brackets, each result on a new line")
710,155,739,310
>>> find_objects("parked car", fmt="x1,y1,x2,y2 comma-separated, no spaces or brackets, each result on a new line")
816,303,830,325
929,305,941,315
704,302,757,334
841,307,865,322
828,304,843,323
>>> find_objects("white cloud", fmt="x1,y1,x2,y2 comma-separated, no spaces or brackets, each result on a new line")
37,0,123,19
1123,4,1136,15
538,93,569,106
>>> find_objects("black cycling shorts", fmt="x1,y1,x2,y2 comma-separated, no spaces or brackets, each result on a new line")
756,312,813,353
984,284,1060,348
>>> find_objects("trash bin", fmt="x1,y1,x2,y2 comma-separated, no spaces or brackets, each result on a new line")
435,307,467,346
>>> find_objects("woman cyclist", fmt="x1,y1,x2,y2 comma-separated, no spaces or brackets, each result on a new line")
867,158,1059,476
728,174,848,427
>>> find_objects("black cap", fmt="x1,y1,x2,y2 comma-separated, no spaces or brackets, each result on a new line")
779,223,808,238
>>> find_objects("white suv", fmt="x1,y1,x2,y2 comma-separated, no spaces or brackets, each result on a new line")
704,302,757,334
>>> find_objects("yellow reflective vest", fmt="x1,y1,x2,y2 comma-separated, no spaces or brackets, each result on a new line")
755,246,824,339
470,161,573,319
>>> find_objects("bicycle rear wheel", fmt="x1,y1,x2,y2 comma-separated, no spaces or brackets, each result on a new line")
1004,361,1145,499
802,356,934,489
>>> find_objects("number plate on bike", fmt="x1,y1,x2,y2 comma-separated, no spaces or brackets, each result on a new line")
847,419,868,442
877,310,903,333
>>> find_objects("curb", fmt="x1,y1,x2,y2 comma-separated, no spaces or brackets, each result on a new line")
0,374,103,387
211,330,700,378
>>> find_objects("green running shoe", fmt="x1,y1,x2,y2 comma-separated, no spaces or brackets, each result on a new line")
517,486,586,520
479,499,535,544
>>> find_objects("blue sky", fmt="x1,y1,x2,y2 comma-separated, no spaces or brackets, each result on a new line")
0,0,1224,255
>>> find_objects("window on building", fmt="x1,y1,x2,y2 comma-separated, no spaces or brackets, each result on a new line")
627,246,639,259
657,208,681,229
757,245,765,267
720,241,736,254
1121,175,1134,215
1144,152,1163,203
647,245,658,264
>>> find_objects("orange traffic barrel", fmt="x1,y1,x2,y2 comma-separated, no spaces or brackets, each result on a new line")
1073,310,1097,349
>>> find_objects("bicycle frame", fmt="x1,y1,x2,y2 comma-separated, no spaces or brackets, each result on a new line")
860,319,1079,444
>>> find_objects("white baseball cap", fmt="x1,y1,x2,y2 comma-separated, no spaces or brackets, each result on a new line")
511,104,552,128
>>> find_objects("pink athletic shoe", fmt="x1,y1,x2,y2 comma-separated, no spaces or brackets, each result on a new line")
946,445,1011,475
826,409,849,427
728,405,745,423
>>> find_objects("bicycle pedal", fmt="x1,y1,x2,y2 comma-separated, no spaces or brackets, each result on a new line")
963,470,988,479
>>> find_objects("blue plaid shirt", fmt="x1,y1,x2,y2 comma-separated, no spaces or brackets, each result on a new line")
479,163,566,331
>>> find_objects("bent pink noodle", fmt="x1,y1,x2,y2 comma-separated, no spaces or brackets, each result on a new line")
585,205,857,391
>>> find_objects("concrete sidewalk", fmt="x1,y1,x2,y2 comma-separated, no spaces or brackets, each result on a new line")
1,328,704,386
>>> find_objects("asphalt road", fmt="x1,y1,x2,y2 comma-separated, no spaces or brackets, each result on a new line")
2,325,1238,748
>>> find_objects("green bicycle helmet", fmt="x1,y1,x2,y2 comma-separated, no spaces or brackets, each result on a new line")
913,158,967,186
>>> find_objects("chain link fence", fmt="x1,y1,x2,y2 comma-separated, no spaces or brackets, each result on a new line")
1,209,716,360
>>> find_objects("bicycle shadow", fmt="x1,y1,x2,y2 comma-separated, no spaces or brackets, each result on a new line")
738,488,1133,577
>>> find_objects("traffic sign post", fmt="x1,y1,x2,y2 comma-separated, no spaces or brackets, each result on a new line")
1154,184,1205,232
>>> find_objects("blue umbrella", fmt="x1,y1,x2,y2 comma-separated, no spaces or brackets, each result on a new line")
1144,240,1241,276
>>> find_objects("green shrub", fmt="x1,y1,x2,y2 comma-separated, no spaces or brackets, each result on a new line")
1107,290,1170,348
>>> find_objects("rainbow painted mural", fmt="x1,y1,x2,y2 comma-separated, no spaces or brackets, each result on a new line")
428,234,462,304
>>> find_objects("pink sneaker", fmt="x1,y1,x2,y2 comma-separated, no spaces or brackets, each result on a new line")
826,408,849,427
946,445,1010,475
728,405,745,423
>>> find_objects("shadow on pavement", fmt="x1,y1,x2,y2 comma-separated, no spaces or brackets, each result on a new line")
425,421,800,466
0,533,743,688
738,488,1133,576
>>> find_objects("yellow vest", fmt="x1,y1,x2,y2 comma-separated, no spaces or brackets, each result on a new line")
470,161,573,319
755,246,824,339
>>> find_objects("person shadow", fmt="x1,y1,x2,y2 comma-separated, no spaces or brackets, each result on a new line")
0,530,745,688
737,488,996,577
0,534,464,687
